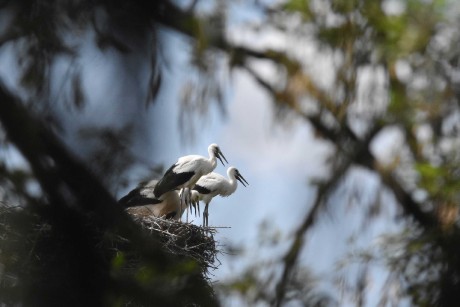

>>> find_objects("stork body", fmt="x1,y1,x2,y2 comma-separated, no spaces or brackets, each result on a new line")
153,144,227,200
192,167,248,227
119,180,183,220
119,179,159,207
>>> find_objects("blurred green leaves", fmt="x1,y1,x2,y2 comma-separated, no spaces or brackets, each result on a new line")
416,162,460,199
111,251,126,271
283,0,313,20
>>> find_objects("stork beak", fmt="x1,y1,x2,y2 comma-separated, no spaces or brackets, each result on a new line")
236,173,249,187
216,149,228,166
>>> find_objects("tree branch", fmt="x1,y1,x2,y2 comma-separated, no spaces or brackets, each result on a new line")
273,149,354,307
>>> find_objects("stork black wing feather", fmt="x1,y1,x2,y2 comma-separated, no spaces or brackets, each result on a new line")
193,184,211,195
119,188,162,207
118,188,141,205
154,163,194,197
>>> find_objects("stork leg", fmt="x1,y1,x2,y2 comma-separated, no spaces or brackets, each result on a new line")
203,203,209,227
187,188,193,221
189,192,200,218
191,201,196,216
180,189,184,222
179,188,189,222
186,198,189,223
185,188,191,223
187,195,193,218
192,200,200,217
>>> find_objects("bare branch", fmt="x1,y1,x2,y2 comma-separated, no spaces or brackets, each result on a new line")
273,149,353,307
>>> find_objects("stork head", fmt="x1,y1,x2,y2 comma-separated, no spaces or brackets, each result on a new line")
209,143,228,166
229,167,249,187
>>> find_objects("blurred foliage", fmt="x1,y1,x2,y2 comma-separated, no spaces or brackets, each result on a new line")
216,220,336,306
219,263,335,307
2,0,460,306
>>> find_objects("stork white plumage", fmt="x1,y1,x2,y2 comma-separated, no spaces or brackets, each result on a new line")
192,166,248,227
119,180,183,220
153,144,228,201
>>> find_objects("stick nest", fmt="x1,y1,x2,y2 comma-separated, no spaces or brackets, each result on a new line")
0,203,222,305
128,214,220,272
0,204,221,282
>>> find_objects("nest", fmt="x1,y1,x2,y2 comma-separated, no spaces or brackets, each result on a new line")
0,203,222,305
0,204,221,280
0,203,220,274
128,214,220,273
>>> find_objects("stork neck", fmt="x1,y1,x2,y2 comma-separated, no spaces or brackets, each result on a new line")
208,146,214,159
208,147,217,169
227,172,238,193
209,156,217,169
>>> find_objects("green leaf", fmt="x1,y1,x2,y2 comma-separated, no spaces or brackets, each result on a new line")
415,163,443,179
111,252,125,270
283,0,312,20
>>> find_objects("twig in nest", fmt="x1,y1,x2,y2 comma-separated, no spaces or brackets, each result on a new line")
129,215,221,275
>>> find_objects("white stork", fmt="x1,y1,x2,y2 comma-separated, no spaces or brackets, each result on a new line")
153,144,228,201
119,180,184,220
192,166,248,227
